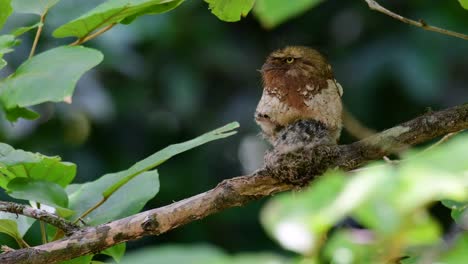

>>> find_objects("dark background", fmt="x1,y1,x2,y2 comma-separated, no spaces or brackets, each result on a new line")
1,0,467,255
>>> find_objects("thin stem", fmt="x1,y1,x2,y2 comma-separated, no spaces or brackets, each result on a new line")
423,130,464,152
18,237,30,248
39,221,47,243
29,10,48,59
36,203,48,244
364,0,468,41
70,23,116,46
73,197,107,225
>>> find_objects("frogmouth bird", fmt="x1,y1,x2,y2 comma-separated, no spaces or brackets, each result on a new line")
255,46,343,146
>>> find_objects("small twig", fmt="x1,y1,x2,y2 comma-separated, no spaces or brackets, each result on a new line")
36,203,48,244
29,10,48,59
69,23,116,46
0,201,79,236
383,156,399,164
423,130,464,152
364,0,468,41
72,197,107,224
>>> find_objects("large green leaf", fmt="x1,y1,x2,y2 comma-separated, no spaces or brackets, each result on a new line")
0,46,103,121
101,122,239,199
205,0,255,22
67,122,238,225
53,0,185,39
7,178,68,208
0,0,12,30
253,0,324,28
11,0,60,15
66,170,159,225
0,142,76,189
459,0,468,10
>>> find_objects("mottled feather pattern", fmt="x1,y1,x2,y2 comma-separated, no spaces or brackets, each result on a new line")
255,46,343,144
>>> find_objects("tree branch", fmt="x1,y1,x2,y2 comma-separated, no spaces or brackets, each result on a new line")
364,0,468,41
0,201,79,236
1,104,467,264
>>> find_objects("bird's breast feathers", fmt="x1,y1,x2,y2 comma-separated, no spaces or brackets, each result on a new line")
255,79,343,130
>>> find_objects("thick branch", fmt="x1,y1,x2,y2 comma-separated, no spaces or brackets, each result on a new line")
364,0,468,41
0,201,79,236
1,104,467,264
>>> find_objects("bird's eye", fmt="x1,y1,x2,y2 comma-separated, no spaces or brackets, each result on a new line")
286,57,294,63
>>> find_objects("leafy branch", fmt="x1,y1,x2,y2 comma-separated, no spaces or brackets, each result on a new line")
0,104,466,264
73,122,239,224
364,0,468,41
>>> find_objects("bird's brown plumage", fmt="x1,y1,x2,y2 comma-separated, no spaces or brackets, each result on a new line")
255,46,343,144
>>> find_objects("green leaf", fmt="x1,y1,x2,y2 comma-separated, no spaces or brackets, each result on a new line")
0,219,21,241
439,233,468,263
253,0,324,28
119,244,227,264
0,34,19,71
0,58,5,70
0,219,29,247
0,142,76,189
403,211,440,246
101,243,126,263
324,230,377,263
0,212,35,237
11,0,60,15
67,170,159,225
459,0,468,10
7,178,69,208
205,0,255,22
53,0,185,39
262,134,468,256
101,122,239,199
10,22,42,37
0,0,12,30
261,171,347,253
0,34,20,54
4,106,39,121
67,122,237,225
0,46,103,122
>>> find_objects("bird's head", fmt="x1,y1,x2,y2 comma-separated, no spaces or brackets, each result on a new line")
260,46,333,89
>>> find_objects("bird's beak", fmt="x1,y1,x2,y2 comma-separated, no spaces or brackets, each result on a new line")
260,62,279,72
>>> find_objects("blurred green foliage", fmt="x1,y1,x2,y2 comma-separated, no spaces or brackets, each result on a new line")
260,135,468,263
0,0,467,263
